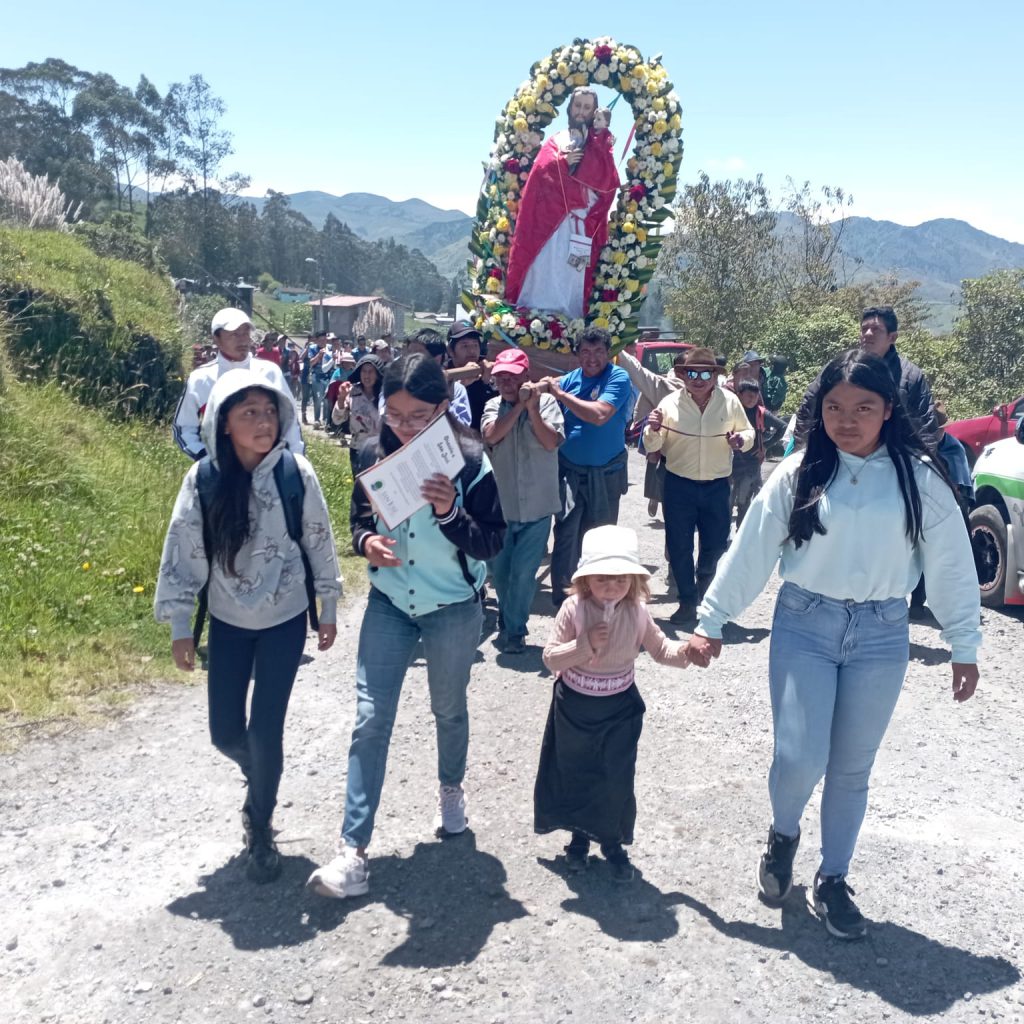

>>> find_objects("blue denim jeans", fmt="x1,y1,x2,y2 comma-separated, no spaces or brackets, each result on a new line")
768,582,909,877
310,376,327,421
207,612,307,829
342,587,483,848
488,516,551,640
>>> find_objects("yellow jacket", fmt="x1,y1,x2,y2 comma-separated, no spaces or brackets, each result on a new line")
642,386,754,481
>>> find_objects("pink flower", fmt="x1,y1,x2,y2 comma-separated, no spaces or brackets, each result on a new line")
629,184,648,202
594,44,613,64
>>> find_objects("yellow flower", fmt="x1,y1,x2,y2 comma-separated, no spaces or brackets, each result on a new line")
557,61,569,78
495,215,509,232
492,244,507,257
636,228,647,243
573,72,589,86
583,47,594,61
632,65,648,80
646,80,660,96
537,341,551,350
621,220,636,234
132,585,144,594
627,158,639,173
619,77,632,93
670,113,682,130
513,116,528,133
82,562,91,571
664,162,675,177
593,316,610,328
626,280,641,292
653,119,668,136
653,98,666,112
507,100,520,116
626,200,639,214
535,73,550,90
485,278,502,294
612,252,627,265
521,95,536,113
651,142,663,157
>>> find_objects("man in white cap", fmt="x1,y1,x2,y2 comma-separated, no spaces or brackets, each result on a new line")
172,307,304,460
481,347,565,654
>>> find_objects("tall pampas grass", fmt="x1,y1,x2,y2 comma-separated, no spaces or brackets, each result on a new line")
0,157,82,231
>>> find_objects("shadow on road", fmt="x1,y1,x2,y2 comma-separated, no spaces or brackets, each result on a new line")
676,888,1020,1015
537,854,686,942
909,641,951,666
166,851,323,951
307,829,528,968
167,831,528,967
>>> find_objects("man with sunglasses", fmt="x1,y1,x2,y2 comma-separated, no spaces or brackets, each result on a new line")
643,348,754,625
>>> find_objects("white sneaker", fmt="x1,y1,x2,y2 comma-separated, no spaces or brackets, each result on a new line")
306,846,369,899
435,784,467,836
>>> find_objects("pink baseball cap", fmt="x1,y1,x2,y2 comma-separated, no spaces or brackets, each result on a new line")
490,348,530,375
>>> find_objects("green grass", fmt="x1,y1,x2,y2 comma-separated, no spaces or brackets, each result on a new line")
0,368,358,726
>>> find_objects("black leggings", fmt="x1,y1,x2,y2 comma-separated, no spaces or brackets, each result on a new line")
207,612,306,829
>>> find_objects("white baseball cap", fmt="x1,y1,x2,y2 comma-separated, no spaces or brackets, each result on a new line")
211,308,253,334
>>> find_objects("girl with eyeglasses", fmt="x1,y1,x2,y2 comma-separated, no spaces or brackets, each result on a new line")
307,354,505,900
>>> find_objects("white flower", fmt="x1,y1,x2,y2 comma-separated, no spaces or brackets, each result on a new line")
552,83,565,96
500,313,517,331
636,255,648,269
594,65,610,83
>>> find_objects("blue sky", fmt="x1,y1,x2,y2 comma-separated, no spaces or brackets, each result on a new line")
4,0,1022,241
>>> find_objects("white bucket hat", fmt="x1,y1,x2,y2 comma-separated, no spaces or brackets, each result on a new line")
571,525,651,581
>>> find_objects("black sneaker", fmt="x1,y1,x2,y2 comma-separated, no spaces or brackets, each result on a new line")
757,826,800,905
600,842,635,883
669,604,697,626
245,826,282,884
564,832,590,873
810,872,867,940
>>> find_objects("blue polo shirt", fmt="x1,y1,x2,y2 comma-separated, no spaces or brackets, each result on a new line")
558,364,633,466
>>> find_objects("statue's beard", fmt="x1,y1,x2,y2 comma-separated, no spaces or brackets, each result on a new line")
567,113,591,133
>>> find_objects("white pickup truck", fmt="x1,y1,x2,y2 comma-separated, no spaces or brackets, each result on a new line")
969,417,1024,608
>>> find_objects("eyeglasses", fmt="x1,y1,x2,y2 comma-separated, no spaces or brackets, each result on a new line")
383,404,439,430
683,369,714,381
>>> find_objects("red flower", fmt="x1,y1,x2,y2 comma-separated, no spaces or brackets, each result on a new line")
505,158,519,173
601,289,618,302
488,267,502,279
629,184,648,202
594,44,613,64
518,316,531,328
549,320,564,338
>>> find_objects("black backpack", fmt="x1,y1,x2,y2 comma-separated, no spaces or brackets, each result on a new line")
192,450,319,646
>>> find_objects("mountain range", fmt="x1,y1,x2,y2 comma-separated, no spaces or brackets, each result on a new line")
242,190,1024,330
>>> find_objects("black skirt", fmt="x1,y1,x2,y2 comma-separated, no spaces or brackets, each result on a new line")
533,679,646,846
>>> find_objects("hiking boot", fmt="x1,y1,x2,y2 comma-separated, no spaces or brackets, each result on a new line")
669,604,697,626
600,842,635,883
306,846,369,899
564,832,590,873
810,872,867,940
245,826,282,884
757,826,800,905
434,784,467,836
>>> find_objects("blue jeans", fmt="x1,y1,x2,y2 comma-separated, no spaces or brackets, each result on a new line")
207,612,307,829
489,516,551,639
768,583,909,877
310,376,327,421
342,587,483,848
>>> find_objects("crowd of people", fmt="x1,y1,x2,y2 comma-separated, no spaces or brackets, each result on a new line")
157,303,981,943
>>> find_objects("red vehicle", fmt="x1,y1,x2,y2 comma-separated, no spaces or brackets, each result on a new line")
630,335,693,376
946,396,1024,466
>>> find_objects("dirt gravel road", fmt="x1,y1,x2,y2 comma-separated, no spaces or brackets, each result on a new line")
3,456,1024,1024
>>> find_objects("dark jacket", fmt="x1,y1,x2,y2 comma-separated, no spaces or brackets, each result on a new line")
796,345,937,445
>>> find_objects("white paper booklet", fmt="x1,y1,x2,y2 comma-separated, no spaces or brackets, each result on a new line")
357,414,466,530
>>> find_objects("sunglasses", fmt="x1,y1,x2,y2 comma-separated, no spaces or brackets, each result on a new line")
683,369,715,381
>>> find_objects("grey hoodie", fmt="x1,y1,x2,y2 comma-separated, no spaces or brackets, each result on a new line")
155,369,342,641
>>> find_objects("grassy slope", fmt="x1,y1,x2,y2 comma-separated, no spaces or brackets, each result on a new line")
0,371,358,723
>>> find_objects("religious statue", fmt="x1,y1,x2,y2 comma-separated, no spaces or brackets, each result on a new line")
504,87,620,320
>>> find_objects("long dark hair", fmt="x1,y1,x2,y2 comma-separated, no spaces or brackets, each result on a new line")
208,386,281,575
787,350,954,548
377,353,481,459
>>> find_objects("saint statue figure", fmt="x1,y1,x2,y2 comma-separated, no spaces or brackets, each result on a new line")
504,87,620,319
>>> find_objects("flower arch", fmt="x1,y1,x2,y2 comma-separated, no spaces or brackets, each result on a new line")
464,38,683,355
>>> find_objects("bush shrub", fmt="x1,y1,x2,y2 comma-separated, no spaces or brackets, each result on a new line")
0,227,187,421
